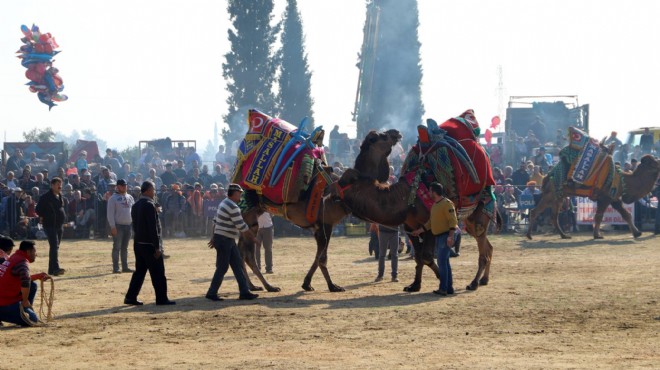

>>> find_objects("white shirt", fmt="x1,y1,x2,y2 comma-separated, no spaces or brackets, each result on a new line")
257,212,273,228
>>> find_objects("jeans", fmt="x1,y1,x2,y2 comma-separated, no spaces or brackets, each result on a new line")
377,230,399,278
43,225,63,274
112,224,132,272
435,232,453,292
125,242,169,303
255,226,273,272
0,281,38,326
207,234,251,296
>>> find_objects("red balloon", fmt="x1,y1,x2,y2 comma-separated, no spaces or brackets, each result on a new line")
490,116,501,129
485,129,493,147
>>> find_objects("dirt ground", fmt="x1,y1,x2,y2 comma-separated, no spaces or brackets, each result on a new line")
1,230,658,369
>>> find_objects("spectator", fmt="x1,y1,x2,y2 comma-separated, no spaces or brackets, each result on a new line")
3,172,18,190
107,179,135,274
640,128,654,155
255,212,274,274
215,145,226,165
104,149,122,175
75,151,88,173
35,177,66,276
5,149,26,176
512,162,530,191
211,164,228,188
173,160,187,182
147,168,163,189
160,163,178,187
375,224,399,283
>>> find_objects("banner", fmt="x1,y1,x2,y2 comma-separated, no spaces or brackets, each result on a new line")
576,197,634,225
203,199,222,218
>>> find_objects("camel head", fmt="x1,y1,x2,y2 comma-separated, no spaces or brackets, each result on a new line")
621,154,660,203
352,129,402,183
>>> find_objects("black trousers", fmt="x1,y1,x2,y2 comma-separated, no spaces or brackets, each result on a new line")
125,243,169,303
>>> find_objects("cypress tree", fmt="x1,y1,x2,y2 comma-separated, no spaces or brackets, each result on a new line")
276,0,315,128
222,0,278,147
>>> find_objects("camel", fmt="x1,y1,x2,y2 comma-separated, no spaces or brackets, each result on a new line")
230,109,390,293
526,153,660,240
335,128,500,292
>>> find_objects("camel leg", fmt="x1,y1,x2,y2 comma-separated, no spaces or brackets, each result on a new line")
237,236,263,291
552,198,571,239
240,236,281,292
403,233,438,292
478,236,494,286
302,223,344,292
593,201,611,239
526,193,552,240
610,200,642,238
467,230,492,291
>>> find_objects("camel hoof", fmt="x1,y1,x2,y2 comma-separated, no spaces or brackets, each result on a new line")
561,234,572,239
478,278,489,286
302,284,314,292
403,284,421,293
250,286,264,291
466,282,479,291
329,284,345,292
526,233,532,240
633,231,642,238
594,235,604,240
266,286,281,292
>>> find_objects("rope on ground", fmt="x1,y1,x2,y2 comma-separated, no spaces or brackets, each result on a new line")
18,278,55,327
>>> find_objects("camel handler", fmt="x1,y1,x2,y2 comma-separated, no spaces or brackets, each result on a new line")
0,240,51,326
205,184,259,301
412,182,458,296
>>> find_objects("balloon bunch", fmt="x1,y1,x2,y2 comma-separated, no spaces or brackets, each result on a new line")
17,24,67,110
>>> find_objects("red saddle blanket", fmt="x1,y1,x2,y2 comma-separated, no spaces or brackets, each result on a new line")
403,110,495,211
231,109,326,204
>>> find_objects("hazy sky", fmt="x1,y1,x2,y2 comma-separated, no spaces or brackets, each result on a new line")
1,1,659,151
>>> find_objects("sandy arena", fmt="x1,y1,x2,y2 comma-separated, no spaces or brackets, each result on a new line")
1,231,658,369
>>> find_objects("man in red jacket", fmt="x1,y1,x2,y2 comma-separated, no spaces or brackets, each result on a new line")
0,240,51,326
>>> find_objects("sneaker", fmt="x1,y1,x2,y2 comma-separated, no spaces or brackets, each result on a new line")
239,292,259,300
374,275,383,282
391,277,399,282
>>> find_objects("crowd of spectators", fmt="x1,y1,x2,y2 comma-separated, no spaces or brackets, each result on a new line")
1,145,233,240
3,125,659,240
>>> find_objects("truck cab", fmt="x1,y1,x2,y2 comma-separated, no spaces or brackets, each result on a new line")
624,127,660,148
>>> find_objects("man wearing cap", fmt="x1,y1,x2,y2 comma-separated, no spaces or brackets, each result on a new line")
125,181,175,306
107,179,135,273
35,177,66,276
205,183,258,301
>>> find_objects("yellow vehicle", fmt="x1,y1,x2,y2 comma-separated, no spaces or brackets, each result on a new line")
624,127,660,147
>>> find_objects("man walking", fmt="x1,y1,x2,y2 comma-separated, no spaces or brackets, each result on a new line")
124,181,175,306
107,179,135,274
35,177,66,276
205,184,258,301
374,224,399,283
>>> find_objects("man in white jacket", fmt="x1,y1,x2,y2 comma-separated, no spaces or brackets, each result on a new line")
107,179,135,273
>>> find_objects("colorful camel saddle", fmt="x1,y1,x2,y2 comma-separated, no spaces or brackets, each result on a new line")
549,127,622,200
231,109,329,208
401,109,496,220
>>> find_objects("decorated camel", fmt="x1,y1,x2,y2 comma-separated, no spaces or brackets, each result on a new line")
230,109,377,293
526,127,660,240
335,110,501,292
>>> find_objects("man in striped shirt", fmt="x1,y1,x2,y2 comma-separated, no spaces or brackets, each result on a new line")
205,184,258,301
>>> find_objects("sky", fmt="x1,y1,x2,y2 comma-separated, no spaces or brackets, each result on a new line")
1,0,659,153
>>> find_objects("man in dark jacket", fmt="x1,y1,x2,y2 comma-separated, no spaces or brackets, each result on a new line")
35,177,66,276
124,181,175,306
